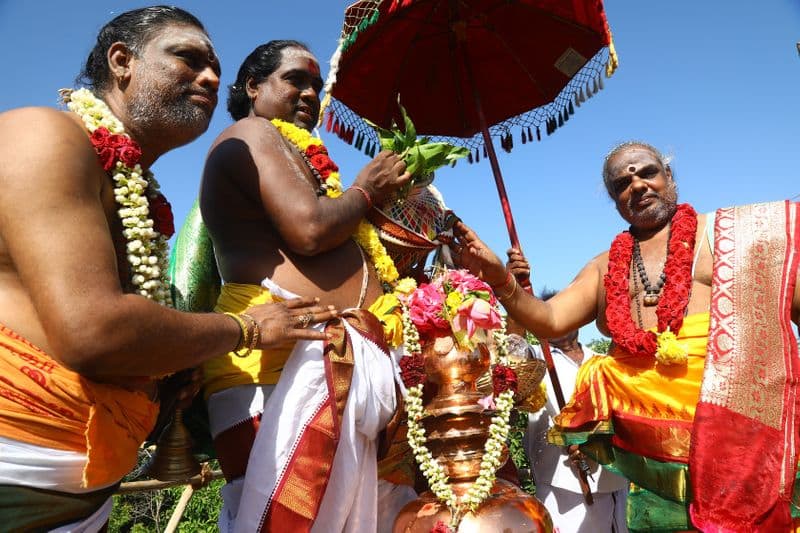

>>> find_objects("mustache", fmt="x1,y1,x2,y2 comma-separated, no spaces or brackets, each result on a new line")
297,103,319,117
627,191,659,210
187,88,218,103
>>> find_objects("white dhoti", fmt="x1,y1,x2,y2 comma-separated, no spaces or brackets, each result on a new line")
231,311,397,533
0,436,114,532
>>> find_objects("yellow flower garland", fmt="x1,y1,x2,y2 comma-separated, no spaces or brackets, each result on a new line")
270,118,400,286
655,329,689,365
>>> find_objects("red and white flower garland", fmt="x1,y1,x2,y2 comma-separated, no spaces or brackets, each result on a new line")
62,88,173,306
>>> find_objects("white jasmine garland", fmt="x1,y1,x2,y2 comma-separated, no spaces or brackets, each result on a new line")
62,88,171,306
401,302,514,528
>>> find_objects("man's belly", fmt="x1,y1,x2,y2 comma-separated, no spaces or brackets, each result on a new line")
226,241,384,310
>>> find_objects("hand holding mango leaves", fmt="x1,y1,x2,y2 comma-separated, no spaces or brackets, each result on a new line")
366,99,470,199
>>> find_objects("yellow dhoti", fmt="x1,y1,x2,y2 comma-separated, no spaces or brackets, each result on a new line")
202,283,292,397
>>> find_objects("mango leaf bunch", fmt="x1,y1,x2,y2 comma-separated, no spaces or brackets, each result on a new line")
366,101,469,199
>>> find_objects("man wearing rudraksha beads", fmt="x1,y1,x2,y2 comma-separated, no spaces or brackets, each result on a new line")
0,8,333,530
452,141,800,532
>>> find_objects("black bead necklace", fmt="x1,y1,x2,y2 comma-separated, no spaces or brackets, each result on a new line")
631,227,669,306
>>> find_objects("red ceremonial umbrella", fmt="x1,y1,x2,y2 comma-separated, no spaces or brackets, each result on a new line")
322,0,618,418
323,0,617,253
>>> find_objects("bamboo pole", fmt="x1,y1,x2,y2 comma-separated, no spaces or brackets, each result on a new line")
164,485,194,533
117,467,224,494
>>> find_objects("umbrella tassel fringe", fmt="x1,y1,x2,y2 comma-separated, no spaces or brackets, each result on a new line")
325,111,334,132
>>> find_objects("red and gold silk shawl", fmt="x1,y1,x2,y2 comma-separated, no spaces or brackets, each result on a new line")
690,201,800,532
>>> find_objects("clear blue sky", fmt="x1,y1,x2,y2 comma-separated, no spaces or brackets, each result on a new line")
1,1,799,342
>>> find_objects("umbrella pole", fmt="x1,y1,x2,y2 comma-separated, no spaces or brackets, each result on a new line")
461,50,593,505
473,103,592,506
458,45,568,411
476,125,522,251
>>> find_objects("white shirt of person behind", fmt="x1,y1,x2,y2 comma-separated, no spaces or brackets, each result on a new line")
525,342,629,494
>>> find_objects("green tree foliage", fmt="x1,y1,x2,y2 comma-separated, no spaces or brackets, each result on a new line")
109,456,222,532
587,337,611,354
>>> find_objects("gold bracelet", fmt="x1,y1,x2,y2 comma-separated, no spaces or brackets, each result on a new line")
240,313,260,357
224,312,248,352
496,274,518,301
229,313,260,358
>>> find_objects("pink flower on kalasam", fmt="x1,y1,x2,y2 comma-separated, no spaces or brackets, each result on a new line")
446,269,496,303
453,297,502,338
406,282,449,335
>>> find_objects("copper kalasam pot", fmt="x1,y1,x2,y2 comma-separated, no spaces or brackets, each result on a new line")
394,336,552,532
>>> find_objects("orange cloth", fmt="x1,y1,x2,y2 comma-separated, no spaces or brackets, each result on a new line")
0,324,158,488
202,283,291,397
554,312,710,463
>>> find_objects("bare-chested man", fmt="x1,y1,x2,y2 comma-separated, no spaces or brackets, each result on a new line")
454,142,800,532
199,41,412,531
0,9,332,530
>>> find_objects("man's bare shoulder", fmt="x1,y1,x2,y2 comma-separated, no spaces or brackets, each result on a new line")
208,116,284,151
0,107,102,207
584,249,610,275
0,108,94,173
0,106,83,137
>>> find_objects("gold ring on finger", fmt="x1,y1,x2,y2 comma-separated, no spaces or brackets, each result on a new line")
296,312,313,328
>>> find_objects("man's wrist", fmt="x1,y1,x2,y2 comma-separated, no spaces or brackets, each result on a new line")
490,270,513,291
494,272,518,302
350,185,373,210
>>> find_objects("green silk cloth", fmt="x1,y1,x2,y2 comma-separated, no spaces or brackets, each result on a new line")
0,483,117,531
551,424,800,531
168,199,221,313
167,199,221,457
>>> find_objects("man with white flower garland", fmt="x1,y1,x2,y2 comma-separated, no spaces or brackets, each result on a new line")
453,142,800,532
198,41,414,532
0,8,334,531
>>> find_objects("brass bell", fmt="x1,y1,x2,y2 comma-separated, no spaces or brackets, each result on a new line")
147,408,201,481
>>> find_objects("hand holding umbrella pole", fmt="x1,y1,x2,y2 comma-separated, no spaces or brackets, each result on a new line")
505,249,594,505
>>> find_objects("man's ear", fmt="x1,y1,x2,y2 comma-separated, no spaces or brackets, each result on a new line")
245,76,259,100
665,164,673,181
107,42,134,87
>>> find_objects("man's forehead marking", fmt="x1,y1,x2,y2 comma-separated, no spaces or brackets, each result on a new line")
281,48,319,68
152,24,213,50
